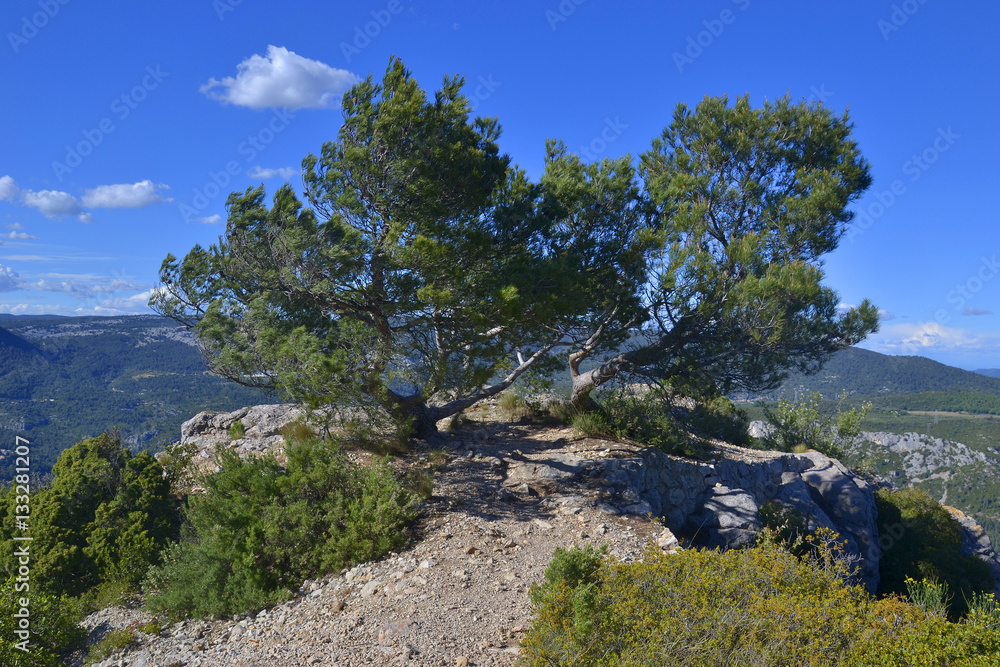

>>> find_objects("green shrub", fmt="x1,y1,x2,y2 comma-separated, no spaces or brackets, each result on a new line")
905,576,951,620
83,628,136,667
0,433,179,599
875,487,994,620
498,391,533,422
0,577,87,667
229,419,246,439
280,420,314,445
571,411,610,438
157,440,197,494
546,400,578,425
144,438,417,619
522,542,1000,666
758,391,870,458
600,392,711,458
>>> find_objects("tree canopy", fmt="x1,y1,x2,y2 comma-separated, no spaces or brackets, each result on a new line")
564,94,879,406
153,58,878,438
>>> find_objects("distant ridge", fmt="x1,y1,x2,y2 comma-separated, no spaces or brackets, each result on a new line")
753,347,1000,399
975,369,1000,379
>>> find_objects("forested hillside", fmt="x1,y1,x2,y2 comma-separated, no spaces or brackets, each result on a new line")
751,347,1000,400
0,315,270,481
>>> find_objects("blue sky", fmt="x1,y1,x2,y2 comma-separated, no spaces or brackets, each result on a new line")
1,0,997,369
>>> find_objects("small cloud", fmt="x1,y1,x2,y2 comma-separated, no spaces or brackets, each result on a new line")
81,180,169,209
878,309,895,321
7,231,38,240
23,278,96,298
0,176,18,202
194,214,223,225
0,303,75,315
0,264,20,291
963,307,992,316
20,188,89,221
200,45,358,110
861,321,1000,355
247,165,296,181
6,222,24,230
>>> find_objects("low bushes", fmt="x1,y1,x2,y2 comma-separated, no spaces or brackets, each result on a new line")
0,577,86,667
522,538,1000,666
582,390,748,458
0,432,179,599
875,487,994,620
144,438,417,619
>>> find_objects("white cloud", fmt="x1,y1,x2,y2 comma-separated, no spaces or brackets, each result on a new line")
23,278,96,298
81,180,169,209
963,307,992,316
0,176,18,202
878,309,895,321
19,189,90,222
0,303,75,315
247,165,297,180
7,231,38,240
7,222,24,230
194,214,223,225
861,321,1000,355
0,265,20,291
200,45,358,110
75,290,156,315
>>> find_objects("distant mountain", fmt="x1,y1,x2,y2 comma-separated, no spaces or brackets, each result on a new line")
976,369,1000,379
0,314,271,480
749,347,1000,400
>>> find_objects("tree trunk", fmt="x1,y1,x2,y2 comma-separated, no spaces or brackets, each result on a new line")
406,403,443,441
568,331,681,409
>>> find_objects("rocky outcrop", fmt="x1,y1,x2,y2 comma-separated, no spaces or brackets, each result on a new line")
575,444,882,592
179,404,306,469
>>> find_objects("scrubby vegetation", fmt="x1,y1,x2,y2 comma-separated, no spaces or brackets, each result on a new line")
0,577,87,666
757,391,870,457
875,487,994,620
143,438,417,619
82,628,137,666
0,432,179,599
571,389,748,459
522,537,1000,666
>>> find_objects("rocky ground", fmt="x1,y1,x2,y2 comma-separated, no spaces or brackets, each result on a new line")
75,415,672,667
74,404,1000,666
